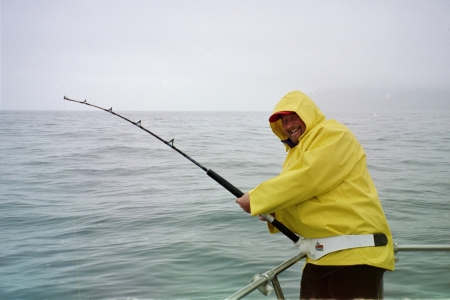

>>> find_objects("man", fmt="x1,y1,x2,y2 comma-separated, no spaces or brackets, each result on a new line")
236,90,394,299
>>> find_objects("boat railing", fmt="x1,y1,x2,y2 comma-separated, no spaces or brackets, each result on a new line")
225,244,450,300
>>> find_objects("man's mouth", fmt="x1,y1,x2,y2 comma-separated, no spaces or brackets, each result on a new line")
290,128,300,135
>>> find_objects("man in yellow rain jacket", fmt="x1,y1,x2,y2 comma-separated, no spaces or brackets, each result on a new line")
236,90,394,299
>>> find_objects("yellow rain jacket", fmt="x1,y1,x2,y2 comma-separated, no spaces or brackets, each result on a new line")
249,91,394,271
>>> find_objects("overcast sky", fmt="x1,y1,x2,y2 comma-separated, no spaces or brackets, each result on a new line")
2,0,449,112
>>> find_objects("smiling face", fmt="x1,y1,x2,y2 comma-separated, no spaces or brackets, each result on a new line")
280,113,306,144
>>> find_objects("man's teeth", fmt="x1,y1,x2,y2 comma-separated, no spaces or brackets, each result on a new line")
290,129,299,134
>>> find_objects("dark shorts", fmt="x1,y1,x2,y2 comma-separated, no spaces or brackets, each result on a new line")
300,263,386,299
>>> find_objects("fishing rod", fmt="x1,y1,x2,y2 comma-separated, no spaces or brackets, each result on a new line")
64,96,299,243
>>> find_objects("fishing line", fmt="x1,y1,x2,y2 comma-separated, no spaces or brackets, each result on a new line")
63,99,82,300
63,96,299,243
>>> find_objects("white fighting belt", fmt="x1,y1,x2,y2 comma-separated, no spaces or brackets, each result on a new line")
295,233,388,260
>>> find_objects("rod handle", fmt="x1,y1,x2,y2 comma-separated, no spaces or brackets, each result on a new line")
207,169,244,197
271,219,299,243
206,169,299,243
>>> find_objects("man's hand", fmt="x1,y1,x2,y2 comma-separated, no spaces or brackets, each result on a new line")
258,213,275,222
235,192,251,214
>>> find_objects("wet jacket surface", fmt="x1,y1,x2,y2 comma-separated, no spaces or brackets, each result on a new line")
249,91,395,270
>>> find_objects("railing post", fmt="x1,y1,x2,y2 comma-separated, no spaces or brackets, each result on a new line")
225,253,306,300
272,276,285,300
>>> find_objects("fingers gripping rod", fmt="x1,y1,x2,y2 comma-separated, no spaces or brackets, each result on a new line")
64,96,299,243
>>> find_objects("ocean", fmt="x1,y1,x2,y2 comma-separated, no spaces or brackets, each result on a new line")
1,108,449,300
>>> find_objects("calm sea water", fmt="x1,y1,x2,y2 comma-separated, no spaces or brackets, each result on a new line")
1,109,449,300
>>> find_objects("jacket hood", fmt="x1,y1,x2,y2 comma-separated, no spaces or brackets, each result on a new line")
270,91,325,150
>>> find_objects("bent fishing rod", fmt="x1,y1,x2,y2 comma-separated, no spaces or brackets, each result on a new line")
64,96,299,243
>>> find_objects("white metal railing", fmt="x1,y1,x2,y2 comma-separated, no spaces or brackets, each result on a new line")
226,244,450,300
